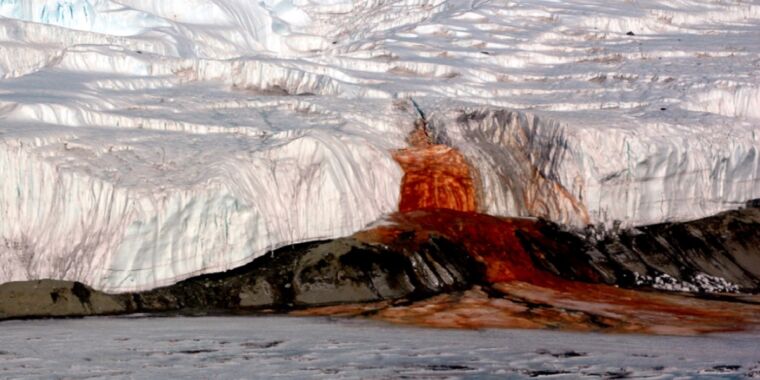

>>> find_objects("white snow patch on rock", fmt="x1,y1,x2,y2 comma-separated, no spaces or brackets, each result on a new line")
634,272,740,294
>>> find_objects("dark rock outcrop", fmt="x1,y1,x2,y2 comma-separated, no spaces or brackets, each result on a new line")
0,280,132,320
543,207,760,292
135,233,481,313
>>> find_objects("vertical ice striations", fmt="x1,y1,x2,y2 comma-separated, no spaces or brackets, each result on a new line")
428,108,591,226
0,73,414,291
430,107,760,227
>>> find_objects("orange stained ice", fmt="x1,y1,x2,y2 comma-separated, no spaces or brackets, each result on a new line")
393,124,478,213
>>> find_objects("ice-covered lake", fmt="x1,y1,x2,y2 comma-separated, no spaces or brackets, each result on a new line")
1,316,758,379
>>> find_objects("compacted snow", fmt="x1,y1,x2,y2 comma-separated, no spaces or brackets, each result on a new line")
1,0,760,291
1,316,760,379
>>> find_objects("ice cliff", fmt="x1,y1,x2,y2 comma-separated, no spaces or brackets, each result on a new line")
1,0,759,291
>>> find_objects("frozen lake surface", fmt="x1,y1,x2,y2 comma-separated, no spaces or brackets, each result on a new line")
1,316,759,379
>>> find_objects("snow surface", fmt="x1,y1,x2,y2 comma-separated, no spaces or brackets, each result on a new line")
1,0,760,291
634,272,741,294
2,316,760,379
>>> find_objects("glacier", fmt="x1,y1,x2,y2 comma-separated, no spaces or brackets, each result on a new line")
1,0,759,291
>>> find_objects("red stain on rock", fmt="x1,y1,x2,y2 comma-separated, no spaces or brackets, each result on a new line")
388,120,553,283
372,208,760,333
332,117,760,334
384,119,606,285
391,211,548,283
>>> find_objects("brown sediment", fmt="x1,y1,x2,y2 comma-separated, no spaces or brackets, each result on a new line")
295,281,760,335
373,284,760,335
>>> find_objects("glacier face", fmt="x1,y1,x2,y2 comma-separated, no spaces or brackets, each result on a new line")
0,90,412,291
1,0,760,291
